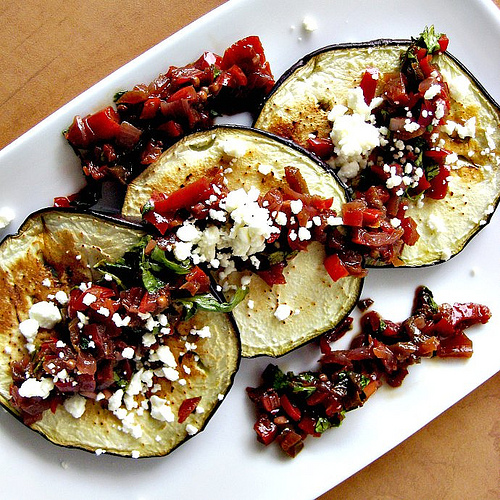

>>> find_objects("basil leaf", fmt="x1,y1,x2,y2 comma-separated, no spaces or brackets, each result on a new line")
417,25,443,54
150,245,192,274
315,417,334,434
141,267,165,292
177,288,249,313
425,163,440,181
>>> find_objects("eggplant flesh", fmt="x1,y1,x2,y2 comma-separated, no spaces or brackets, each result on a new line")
122,126,363,357
0,209,240,457
255,41,500,267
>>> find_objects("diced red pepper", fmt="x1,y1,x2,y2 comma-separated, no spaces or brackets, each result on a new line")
167,85,199,103
359,67,380,104
86,106,122,140
306,136,334,159
257,261,287,287
254,414,277,445
140,97,161,120
324,254,349,282
426,165,450,200
438,34,449,53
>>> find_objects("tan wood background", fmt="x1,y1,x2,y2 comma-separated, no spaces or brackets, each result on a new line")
0,1,499,499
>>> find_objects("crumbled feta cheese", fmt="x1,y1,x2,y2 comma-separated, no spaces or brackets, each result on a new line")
186,424,198,436
18,377,54,398
121,347,134,359
274,304,292,321
290,199,303,214
156,345,177,368
302,15,318,32
63,394,86,418
108,389,124,412
177,223,201,243
0,207,15,229
19,318,39,349
82,293,97,306
423,84,441,100
221,138,248,158
173,241,193,261
29,301,62,329
150,395,175,422
55,290,69,305
190,325,211,338
258,163,273,175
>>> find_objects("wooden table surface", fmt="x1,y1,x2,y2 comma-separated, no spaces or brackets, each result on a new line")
1,1,499,499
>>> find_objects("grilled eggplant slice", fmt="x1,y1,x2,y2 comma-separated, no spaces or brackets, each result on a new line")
122,126,363,357
255,39,500,267
0,209,240,457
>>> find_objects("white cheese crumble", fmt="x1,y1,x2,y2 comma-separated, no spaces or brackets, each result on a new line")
302,15,318,32
274,304,292,321
0,207,15,229
150,395,175,422
28,301,62,329
18,377,54,398
186,424,199,436
63,394,87,418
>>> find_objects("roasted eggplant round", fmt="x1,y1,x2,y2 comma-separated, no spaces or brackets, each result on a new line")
255,39,500,267
0,209,240,457
122,126,363,357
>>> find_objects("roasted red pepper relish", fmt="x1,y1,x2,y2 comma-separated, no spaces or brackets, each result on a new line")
64,36,274,186
9,256,212,426
306,38,454,266
142,166,365,285
247,286,491,458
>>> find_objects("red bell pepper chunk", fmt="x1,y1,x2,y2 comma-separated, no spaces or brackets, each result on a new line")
152,176,212,215
359,67,380,104
86,106,122,140
193,51,223,70
221,35,266,71
307,136,334,159
225,64,248,87
324,254,349,282
167,85,198,103
257,261,287,287
140,97,161,119
426,165,450,200
438,34,449,53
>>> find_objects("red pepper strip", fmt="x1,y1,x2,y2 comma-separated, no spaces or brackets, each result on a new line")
152,176,212,214
178,396,202,423
280,394,301,422
324,254,349,282
359,67,379,104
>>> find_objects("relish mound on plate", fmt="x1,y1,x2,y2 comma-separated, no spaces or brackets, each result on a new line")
255,26,500,267
247,286,491,458
0,210,240,457
62,36,275,206
121,126,364,357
